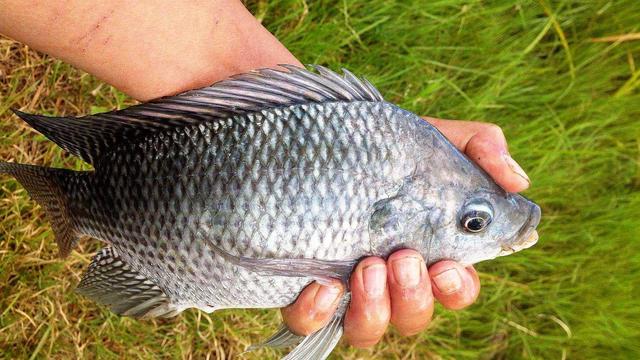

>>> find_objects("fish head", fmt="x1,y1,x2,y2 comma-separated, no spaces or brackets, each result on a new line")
413,153,542,266
370,180,540,266
402,118,541,266
442,189,541,265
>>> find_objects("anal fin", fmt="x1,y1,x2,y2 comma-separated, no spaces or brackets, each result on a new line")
246,325,305,352
247,294,350,360
77,247,179,319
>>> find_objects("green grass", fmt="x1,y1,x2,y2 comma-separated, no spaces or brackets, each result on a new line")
1,0,639,358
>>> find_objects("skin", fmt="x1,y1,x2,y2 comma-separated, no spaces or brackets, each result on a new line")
0,0,530,348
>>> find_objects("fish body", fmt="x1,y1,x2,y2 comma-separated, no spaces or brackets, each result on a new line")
73,100,426,311
1,66,540,359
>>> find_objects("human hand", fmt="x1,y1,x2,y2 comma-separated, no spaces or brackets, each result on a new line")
282,118,530,347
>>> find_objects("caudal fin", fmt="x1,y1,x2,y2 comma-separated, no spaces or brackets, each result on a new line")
0,161,80,257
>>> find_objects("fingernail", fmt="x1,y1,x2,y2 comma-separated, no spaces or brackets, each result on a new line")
363,263,386,297
503,154,531,186
433,268,462,295
392,256,422,288
314,284,342,312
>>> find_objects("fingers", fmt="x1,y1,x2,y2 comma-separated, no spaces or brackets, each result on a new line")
423,117,530,193
344,257,391,348
429,261,480,310
282,257,480,346
463,125,530,193
387,249,434,336
281,279,344,336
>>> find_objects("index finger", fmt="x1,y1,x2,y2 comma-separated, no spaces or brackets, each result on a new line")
423,117,530,193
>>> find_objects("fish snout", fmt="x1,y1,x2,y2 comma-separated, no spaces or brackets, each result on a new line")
498,202,541,257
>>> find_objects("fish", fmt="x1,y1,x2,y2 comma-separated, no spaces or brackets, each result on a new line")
0,65,541,359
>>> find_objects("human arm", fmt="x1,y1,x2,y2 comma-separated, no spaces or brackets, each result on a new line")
0,0,301,101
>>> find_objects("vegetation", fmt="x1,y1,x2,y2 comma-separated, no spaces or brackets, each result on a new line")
1,0,639,358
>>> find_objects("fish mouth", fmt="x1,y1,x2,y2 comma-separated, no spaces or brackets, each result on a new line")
498,203,541,257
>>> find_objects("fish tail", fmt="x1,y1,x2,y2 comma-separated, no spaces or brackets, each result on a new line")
1,161,81,257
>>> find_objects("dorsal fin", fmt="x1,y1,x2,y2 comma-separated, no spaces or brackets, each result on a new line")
13,65,384,164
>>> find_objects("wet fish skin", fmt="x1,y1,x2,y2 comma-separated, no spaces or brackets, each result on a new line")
71,100,432,310
0,65,540,359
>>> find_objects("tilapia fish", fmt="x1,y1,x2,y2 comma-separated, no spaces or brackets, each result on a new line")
1,65,540,359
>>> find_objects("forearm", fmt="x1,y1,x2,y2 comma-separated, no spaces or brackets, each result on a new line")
0,0,301,100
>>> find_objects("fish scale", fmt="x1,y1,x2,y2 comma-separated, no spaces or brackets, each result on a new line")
72,101,418,310
1,65,540,359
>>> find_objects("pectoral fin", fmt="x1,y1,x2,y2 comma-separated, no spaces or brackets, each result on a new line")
205,239,357,283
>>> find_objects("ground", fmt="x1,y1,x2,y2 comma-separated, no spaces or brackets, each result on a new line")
1,0,639,359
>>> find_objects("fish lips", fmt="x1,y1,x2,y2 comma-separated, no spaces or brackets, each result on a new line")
498,202,541,257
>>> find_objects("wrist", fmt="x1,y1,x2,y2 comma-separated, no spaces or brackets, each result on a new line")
113,0,302,100
122,1,302,100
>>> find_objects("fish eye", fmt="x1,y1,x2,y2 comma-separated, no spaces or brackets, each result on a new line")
461,201,493,233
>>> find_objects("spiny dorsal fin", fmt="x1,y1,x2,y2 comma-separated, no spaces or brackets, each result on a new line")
77,247,179,319
0,161,80,257
13,65,384,164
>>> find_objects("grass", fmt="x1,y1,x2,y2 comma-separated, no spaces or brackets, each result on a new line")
1,0,639,358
